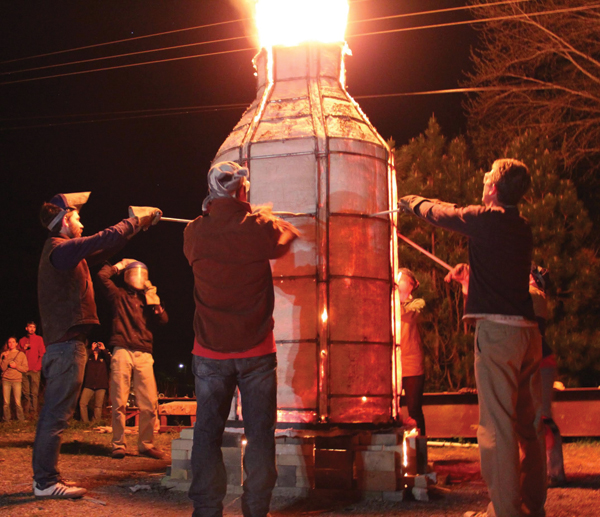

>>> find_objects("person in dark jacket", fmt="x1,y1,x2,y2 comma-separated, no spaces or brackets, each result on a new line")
97,259,168,460
184,161,299,517
33,191,159,500
79,341,111,423
401,159,546,517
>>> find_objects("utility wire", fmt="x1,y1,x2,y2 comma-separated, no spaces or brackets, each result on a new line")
0,18,249,65
0,86,550,131
0,35,248,77
349,4,600,39
1,3,597,87
1,0,527,78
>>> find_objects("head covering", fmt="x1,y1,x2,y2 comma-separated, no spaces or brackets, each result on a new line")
124,261,148,290
202,161,250,213
45,191,91,230
397,268,420,291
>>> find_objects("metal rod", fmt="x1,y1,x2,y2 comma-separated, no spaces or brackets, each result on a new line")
370,208,403,217
397,232,453,271
161,216,193,224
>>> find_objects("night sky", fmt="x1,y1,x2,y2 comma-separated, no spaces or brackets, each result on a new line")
0,1,476,391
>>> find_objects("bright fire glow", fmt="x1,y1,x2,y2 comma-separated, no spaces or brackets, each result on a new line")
253,0,349,48
361,396,367,402
402,428,419,468
321,308,328,323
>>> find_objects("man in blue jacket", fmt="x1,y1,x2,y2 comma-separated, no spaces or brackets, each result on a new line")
400,159,546,517
34,192,159,499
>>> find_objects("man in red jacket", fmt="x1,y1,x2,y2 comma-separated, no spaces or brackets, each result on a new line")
184,162,299,517
18,321,46,416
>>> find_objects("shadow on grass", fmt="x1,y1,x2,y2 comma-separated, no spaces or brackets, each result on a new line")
61,440,112,456
560,473,600,489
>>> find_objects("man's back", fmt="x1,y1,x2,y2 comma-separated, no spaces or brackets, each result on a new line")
184,197,298,353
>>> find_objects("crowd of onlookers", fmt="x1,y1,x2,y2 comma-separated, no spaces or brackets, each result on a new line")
1,321,111,424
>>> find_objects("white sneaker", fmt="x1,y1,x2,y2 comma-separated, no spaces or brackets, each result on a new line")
33,481,87,499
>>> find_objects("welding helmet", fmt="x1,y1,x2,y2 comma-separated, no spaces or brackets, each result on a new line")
124,261,149,290
202,161,250,213
43,191,91,230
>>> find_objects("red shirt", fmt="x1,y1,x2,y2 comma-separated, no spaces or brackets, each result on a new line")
18,334,46,372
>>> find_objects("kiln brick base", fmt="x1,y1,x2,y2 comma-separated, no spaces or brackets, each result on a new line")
162,428,437,500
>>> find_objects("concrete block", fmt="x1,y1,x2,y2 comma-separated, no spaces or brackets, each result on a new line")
412,487,429,501
171,439,194,450
222,432,242,448
277,454,313,467
168,480,191,492
170,467,190,480
355,450,395,472
314,449,353,470
276,444,314,456
171,458,192,471
228,485,244,495
355,470,397,492
276,465,296,487
179,428,194,440
222,447,242,466
272,486,310,497
171,449,190,461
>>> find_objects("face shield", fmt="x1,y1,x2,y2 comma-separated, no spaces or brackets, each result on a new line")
124,262,149,290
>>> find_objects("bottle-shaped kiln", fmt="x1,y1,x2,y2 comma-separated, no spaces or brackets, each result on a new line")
212,43,401,424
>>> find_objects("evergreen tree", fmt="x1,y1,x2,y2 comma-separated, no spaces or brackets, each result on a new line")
393,117,481,391
503,131,600,387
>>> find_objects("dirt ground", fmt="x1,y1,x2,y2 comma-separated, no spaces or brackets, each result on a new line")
1,420,599,517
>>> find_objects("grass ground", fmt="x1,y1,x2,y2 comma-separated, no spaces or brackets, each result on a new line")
0,419,599,516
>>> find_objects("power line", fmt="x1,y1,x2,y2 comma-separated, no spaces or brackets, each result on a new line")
0,47,255,86
1,3,597,87
1,0,526,78
0,18,249,66
0,35,248,77
349,3,600,39
348,0,530,25
0,86,547,131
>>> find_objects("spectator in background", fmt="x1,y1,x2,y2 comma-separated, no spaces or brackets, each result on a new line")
19,321,46,417
397,268,427,437
79,342,111,423
2,336,28,421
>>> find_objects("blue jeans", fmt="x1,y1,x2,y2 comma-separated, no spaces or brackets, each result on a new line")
189,353,277,517
32,339,87,489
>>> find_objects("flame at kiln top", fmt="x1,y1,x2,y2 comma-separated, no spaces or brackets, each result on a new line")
253,0,349,49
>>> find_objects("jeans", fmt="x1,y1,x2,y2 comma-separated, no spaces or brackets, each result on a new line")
110,347,158,453
32,339,87,489
189,353,277,517
402,374,426,436
2,380,24,421
79,387,106,422
22,370,42,414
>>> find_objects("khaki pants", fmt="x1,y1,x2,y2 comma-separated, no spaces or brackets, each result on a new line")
110,347,158,453
475,320,547,517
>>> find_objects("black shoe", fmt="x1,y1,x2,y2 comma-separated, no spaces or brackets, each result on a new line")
111,449,126,459
140,448,165,460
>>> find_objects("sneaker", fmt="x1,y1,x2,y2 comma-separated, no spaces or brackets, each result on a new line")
34,481,86,499
111,448,126,459
140,447,165,460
